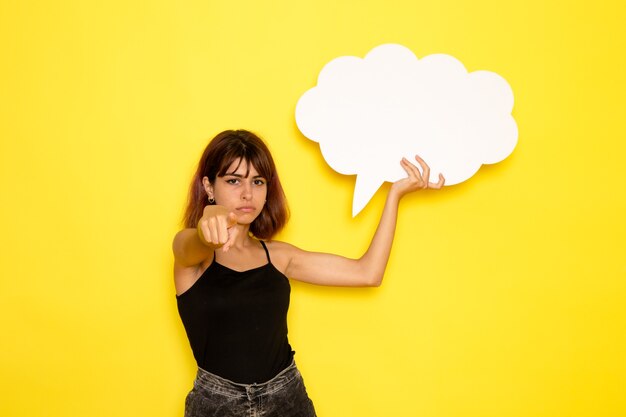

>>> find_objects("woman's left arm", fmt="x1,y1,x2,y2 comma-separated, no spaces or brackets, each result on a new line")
282,155,444,287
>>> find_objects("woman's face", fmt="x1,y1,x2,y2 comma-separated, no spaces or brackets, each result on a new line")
204,158,268,224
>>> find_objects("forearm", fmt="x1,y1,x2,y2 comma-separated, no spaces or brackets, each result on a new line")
285,156,441,287
172,228,214,267
358,191,401,286
283,190,401,287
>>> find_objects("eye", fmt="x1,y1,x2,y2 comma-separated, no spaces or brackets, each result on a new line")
225,178,240,185
253,179,266,186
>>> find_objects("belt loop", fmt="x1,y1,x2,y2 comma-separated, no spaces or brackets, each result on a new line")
246,384,256,401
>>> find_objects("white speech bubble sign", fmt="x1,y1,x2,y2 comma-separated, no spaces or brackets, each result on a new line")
295,43,518,216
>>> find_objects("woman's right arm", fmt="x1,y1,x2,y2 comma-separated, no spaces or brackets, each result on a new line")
173,228,211,295
172,228,214,268
173,205,238,294
173,205,239,267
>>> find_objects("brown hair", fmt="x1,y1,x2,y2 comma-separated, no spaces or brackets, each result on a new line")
183,130,289,240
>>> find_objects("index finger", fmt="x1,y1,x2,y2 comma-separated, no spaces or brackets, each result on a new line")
414,155,431,183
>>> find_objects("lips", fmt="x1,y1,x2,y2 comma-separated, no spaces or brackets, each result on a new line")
236,206,256,213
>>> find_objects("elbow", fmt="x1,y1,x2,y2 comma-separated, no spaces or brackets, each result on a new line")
357,256,387,287
365,273,383,287
356,260,384,287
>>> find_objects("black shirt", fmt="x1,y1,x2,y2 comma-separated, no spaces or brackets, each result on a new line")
176,240,293,383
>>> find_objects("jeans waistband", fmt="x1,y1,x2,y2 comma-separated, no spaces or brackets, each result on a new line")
194,360,299,400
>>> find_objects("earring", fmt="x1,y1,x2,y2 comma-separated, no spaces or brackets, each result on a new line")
208,196,215,204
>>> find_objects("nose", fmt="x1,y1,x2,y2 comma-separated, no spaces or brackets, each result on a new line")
241,181,252,200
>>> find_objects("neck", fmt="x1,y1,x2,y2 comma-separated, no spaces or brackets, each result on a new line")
229,224,255,249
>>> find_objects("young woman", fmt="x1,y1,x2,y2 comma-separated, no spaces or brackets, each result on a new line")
173,129,444,417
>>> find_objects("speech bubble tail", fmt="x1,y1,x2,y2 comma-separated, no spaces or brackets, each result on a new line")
352,175,384,217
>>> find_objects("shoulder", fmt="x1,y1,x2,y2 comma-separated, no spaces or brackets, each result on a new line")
173,229,215,295
263,240,302,274
264,239,295,250
264,240,305,257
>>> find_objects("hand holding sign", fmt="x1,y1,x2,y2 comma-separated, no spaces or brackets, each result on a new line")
295,44,517,216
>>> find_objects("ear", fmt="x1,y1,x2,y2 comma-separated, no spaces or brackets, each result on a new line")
202,176,213,199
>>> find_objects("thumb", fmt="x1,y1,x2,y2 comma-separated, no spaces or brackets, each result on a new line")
226,212,238,227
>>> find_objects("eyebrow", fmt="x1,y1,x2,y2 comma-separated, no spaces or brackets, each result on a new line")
223,173,265,179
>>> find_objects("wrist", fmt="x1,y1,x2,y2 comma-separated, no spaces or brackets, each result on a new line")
386,188,402,207
196,224,210,246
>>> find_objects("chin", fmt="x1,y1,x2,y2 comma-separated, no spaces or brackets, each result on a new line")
238,213,261,223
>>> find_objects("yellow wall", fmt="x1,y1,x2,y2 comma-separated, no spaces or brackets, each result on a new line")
1,1,625,416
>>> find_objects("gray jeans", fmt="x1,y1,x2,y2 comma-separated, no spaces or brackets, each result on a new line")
184,360,317,417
